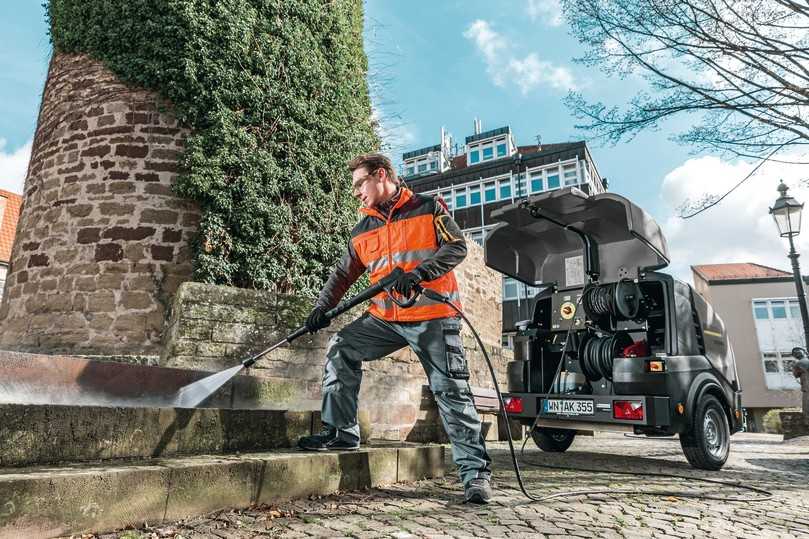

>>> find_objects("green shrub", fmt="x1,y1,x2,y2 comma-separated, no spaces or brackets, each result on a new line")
47,0,378,296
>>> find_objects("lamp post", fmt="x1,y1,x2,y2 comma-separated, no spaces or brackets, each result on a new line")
770,182,809,346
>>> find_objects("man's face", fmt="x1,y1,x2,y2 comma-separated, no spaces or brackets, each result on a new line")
352,166,387,208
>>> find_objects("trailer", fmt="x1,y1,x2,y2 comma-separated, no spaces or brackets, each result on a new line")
485,187,742,470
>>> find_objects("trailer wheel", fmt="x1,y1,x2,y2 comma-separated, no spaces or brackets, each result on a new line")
531,427,576,452
679,395,730,470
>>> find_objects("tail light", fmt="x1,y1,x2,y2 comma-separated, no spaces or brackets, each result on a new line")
613,400,644,420
503,396,524,414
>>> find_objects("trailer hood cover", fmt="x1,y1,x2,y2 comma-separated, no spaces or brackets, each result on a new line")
485,188,670,287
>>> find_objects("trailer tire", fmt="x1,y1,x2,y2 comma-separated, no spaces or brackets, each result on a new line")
531,427,576,452
679,395,730,470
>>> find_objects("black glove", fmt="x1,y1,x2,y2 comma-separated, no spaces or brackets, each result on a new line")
393,270,422,297
305,306,331,333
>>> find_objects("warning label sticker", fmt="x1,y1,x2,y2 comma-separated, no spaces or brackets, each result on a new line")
565,255,584,287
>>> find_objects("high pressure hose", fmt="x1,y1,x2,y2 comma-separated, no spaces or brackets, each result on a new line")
416,286,773,503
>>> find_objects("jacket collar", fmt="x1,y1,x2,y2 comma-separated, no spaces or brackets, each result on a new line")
360,187,414,220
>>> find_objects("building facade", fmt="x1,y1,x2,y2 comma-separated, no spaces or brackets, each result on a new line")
0,189,23,299
692,263,803,430
403,124,606,333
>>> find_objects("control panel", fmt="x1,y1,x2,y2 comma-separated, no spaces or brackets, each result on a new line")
551,291,586,331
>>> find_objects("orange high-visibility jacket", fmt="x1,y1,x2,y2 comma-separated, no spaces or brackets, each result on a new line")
316,187,465,322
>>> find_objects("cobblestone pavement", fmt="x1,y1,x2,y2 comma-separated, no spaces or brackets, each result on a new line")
82,432,809,539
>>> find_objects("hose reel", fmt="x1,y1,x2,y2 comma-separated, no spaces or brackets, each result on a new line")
582,280,642,321
579,331,633,382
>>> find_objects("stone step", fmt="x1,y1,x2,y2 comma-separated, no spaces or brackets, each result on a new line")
0,444,445,539
0,404,321,467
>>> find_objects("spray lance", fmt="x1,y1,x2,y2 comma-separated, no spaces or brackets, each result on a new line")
174,267,417,408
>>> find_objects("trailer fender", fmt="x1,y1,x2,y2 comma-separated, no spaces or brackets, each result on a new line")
684,373,730,430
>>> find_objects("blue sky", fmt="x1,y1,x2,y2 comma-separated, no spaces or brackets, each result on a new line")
1,1,806,280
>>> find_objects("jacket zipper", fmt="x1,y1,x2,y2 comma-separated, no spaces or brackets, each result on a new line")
386,207,395,319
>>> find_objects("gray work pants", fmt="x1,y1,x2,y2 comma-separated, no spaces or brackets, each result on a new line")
321,312,492,485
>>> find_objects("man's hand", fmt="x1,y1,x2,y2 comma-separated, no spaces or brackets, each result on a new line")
393,271,422,297
305,306,331,333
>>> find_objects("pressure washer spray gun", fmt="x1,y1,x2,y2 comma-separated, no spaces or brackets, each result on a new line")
174,267,444,408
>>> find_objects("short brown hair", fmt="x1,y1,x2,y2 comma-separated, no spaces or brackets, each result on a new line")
348,153,398,185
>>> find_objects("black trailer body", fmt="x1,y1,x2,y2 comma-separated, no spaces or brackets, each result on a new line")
484,188,743,470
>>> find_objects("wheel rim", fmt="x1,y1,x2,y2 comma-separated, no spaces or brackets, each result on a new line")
550,432,569,442
703,408,728,459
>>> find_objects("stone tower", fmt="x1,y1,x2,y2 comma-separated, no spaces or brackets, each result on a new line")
0,53,200,358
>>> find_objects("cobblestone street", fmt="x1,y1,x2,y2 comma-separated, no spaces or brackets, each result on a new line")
84,432,809,539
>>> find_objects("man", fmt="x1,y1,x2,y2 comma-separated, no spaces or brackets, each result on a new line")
297,153,492,504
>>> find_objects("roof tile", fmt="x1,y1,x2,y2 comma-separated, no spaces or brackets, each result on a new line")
0,189,23,264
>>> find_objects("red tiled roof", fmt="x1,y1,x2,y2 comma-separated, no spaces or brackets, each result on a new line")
691,263,792,282
0,189,23,264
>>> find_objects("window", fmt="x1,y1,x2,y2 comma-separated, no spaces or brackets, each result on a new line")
503,278,518,300
441,191,452,210
530,171,543,192
515,174,527,197
482,146,494,160
455,190,467,209
753,301,769,320
771,300,787,319
470,150,480,164
484,182,496,202
547,174,560,189
407,166,415,176
418,163,428,173
499,179,512,199
470,186,481,206
563,165,578,186
430,161,437,170
789,300,801,318
497,143,507,157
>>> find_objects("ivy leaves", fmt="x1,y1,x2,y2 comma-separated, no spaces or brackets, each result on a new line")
48,0,378,296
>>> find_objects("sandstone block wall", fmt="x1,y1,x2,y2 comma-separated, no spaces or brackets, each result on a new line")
161,238,512,441
0,53,200,357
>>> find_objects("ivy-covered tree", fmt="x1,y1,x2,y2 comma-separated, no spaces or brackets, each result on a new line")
48,0,379,295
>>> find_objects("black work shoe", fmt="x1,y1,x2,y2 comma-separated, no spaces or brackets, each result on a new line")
297,427,360,451
464,477,492,504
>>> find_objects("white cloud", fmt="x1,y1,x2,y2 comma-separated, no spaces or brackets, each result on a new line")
508,53,577,93
659,154,809,284
0,138,31,194
526,0,563,27
464,20,577,94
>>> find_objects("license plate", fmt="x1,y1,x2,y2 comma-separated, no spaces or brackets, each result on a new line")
543,399,594,416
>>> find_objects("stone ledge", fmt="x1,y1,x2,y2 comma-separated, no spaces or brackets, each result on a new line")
780,410,809,440
0,444,445,539
0,404,318,467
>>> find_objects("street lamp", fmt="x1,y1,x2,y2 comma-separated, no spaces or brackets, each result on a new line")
769,181,809,355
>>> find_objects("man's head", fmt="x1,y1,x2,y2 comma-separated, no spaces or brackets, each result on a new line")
348,153,399,208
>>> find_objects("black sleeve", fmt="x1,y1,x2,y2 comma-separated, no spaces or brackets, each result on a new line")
316,241,366,310
413,199,467,282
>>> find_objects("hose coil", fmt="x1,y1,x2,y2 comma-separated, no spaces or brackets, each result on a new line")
579,331,633,382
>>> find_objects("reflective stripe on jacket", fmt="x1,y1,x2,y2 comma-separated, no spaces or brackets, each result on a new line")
316,187,466,322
